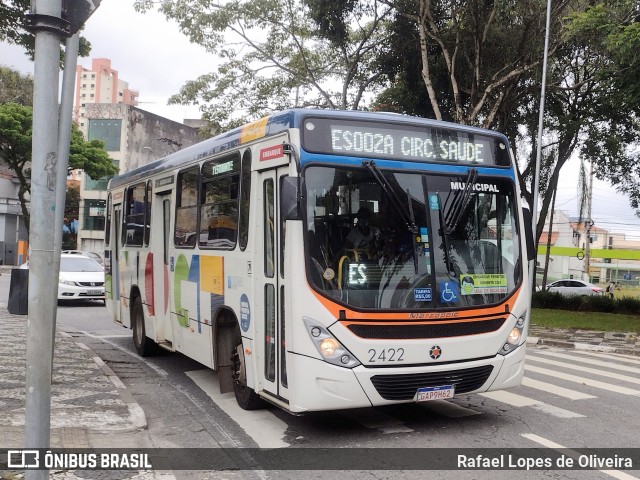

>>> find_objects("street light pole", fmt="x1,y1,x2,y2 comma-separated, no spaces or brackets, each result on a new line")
530,0,553,290
24,3,101,478
24,3,64,479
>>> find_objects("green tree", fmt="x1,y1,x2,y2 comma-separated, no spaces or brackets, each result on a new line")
0,102,118,232
0,0,91,61
0,66,34,105
367,0,640,241
62,183,80,250
134,0,393,131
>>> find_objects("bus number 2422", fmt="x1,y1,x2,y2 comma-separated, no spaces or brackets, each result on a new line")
368,348,405,363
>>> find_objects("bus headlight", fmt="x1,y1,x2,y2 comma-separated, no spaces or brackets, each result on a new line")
303,317,361,368
498,312,526,356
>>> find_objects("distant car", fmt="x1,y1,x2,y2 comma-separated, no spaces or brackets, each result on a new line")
62,250,104,266
545,279,604,297
20,254,106,303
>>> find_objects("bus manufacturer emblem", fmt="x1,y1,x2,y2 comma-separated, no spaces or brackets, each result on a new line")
429,345,442,360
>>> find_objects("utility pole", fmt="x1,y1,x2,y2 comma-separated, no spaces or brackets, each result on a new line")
583,161,594,281
24,5,65,480
24,3,101,479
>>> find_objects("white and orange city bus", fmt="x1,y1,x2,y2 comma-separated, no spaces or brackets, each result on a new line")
105,109,535,412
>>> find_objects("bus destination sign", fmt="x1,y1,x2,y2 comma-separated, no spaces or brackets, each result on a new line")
302,117,510,166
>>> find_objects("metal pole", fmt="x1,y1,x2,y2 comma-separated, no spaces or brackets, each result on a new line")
55,33,80,256
25,0,64,478
529,0,553,290
49,33,80,370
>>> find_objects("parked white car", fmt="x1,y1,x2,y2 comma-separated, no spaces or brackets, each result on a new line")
545,279,604,297
20,254,106,303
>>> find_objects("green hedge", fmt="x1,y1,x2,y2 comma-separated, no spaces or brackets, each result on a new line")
532,292,640,315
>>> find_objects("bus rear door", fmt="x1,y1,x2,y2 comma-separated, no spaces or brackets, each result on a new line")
151,192,173,347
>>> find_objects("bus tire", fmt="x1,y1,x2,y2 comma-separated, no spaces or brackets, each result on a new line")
231,336,264,410
132,295,157,357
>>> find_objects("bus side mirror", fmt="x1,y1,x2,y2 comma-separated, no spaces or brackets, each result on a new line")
522,207,536,261
281,176,304,221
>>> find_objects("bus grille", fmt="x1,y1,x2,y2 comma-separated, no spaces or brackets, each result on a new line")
370,365,494,400
347,318,505,339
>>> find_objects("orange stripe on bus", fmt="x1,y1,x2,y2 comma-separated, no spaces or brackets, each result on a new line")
310,286,521,323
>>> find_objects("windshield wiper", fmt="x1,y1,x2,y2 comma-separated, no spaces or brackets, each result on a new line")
444,167,478,235
363,160,418,234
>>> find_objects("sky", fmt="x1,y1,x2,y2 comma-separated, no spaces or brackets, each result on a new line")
1,0,638,239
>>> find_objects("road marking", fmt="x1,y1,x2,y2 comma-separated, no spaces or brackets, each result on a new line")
525,365,640,395
76,342,91,350
522,433,639,480
573,350,640,365
478,391,584,418
186,369,289,448
526,355,640,385
531,350,640,375
419,400,481,417
521,376,597,400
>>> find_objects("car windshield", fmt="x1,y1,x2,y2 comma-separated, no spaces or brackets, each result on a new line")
60,257,104,272
304,165,522,310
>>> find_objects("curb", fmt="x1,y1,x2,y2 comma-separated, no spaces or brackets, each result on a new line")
59,331,148,433
528,336,640,357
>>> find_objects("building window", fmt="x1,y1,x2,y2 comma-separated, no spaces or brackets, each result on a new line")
84,173,110,191
87,119,122,151
83,199,106,231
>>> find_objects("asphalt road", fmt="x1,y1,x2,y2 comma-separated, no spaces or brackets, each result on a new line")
2,273,639,479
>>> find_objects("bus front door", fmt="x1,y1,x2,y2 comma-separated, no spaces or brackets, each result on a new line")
256,167,290,404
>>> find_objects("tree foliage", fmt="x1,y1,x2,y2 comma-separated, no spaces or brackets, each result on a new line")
0,0,91,62
371,0,640,237
0,65,33,105
134,0,392,131
0,102,117,232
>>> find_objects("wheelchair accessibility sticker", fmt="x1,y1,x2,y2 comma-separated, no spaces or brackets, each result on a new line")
439,281,459,303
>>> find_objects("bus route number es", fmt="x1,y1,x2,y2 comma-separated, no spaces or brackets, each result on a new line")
368,348,405,363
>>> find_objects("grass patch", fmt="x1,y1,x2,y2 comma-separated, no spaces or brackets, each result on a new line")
531,307,640,333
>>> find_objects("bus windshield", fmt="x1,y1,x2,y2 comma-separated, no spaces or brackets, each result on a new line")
304,165,521,310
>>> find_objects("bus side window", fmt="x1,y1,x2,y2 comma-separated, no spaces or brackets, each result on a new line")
238,149,252,251
175,166,199,248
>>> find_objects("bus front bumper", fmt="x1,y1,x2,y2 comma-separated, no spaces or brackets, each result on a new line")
288,344,525,413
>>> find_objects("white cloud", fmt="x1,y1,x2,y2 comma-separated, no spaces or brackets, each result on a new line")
1,0,215,123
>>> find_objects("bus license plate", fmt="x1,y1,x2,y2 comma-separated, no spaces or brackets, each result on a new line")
416,385,455,402
88,290,102,295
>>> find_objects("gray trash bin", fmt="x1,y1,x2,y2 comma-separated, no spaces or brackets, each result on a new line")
8,268,29,315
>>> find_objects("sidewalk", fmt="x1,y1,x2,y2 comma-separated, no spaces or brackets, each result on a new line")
0,304,170,480
528,324,640,356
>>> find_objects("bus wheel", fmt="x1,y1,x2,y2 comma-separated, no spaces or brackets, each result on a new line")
132,295,157,357
231,341,264,410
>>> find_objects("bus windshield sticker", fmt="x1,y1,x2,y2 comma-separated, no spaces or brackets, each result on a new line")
414,288,432,302
439,281,459,303
460,274,508,295
420,227,428,243
429,194,439,210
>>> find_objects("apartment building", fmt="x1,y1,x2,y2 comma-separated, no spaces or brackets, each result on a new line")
72,59,203,255
537,210,640,284
75,58,139,124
